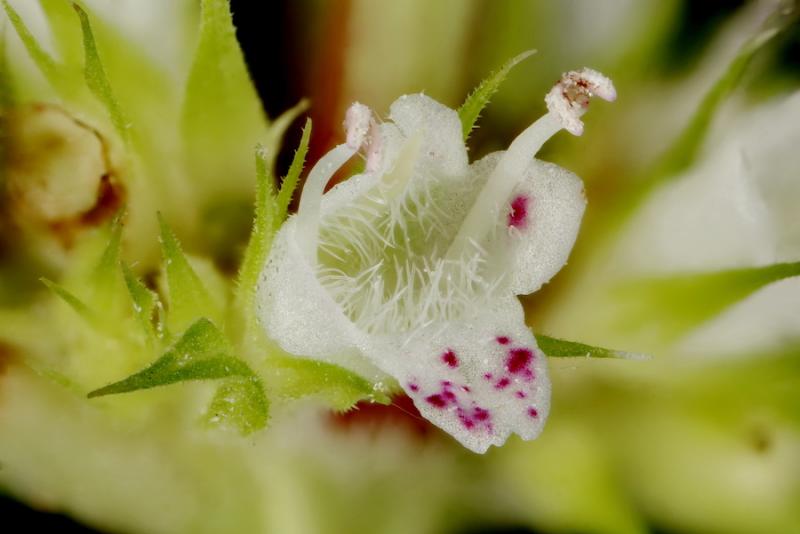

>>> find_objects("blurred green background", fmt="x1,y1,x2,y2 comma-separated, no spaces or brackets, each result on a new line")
1,1,799,533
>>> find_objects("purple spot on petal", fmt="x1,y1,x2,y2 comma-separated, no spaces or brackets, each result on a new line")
515,390,527,399
496,377,510,390
462,385,471,392
474,407,490,421
408,383,419,393
507,348,533,375
484,373,493,381
442,350,459,368
426,394,448,408
527,407,539,418
508,195,530,229
496,336,510,345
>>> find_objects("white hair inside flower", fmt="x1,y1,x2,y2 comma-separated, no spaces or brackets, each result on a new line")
257,68,615,453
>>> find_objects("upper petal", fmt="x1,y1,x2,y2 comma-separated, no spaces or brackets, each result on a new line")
388,94,469,178
469,152,587,295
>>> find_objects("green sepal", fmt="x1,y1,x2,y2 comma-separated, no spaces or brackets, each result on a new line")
269,356,391,411
535,334,646,360
203,376,269,435
2,0,63,92
40,277,98,326
615,261,800,343
88,318,241,397
458,49,536,141
180,0,270,194
649,2,797,184
235,145,279,321
72,3,129,143
158,214,220,334
121,262,159,347
276,117,312,220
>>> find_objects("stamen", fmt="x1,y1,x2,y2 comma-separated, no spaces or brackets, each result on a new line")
545,68,616,136
446,68,614,261
296,102,374,263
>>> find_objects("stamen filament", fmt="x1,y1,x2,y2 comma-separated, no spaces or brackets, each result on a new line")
296,144,358,263
446,112,561,260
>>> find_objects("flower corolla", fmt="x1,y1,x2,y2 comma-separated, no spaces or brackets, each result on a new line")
258,68,615,452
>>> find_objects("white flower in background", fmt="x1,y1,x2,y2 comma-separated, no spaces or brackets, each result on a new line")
257,69,615,453
619,91,800,356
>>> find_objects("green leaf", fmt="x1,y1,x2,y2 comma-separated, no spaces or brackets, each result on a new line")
458,49,536,141
40,277,97,325
158,214,220,334
181,0,269,193
89,217,123,309
121,262,158,345
72,3,129,142
2,0,61,89
38,0,82,66
87,318,243,397
0,23,15,109
535,334,646,360
262,99,309,173
276,117,312,220
615,261,800,343
649,4,796,183
204,376,269,435
269,356,390,411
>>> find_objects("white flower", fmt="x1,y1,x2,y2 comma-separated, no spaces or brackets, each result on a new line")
257,69,615,453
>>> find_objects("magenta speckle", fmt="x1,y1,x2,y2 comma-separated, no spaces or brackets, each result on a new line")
507,348,533,374
441,380,453,387
507,195,530,229
441,350,459,368
408,383,419,392
527,407,539,418
483,372,493,381
515,390,527,399
473,407,490,421
425,394,449,408
495,377,510,390
462,385,471,392
443,390,456,401
496,336,510,345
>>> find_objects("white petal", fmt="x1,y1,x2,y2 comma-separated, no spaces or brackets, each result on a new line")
256,219,385,380
364,298,550,453
388,94,469,177
470,153,587,295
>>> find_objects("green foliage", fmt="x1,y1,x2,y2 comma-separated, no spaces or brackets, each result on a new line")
158,214,220,334
181,0,269,192
235,145,279,320
269,356,390,411
204,376,269,435
458,49,536,141
2,0,61,90
615,261,800,343
72,3,129,142
121,262,158,346
89,318,269,434
535,334,646,360
276,118,312,220
649,2,797,184
40,277,97,325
